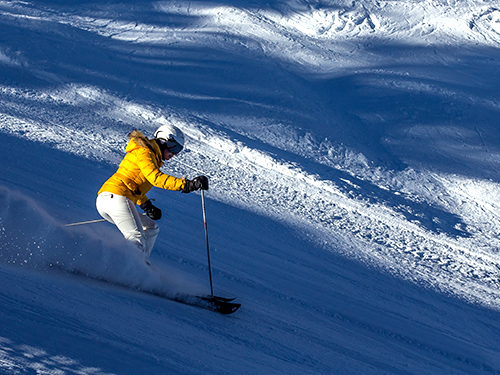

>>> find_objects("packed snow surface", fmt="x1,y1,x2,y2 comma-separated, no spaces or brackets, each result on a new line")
1,0,500,374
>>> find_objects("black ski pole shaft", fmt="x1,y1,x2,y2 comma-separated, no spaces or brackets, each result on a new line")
201,189,214,297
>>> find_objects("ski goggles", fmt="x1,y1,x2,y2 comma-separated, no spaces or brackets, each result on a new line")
158,137,183,154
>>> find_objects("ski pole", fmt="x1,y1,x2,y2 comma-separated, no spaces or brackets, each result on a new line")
65,218,107,227
65,213,147,227
201,189,214,297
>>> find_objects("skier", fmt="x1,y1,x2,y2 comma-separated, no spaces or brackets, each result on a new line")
96,125,208,265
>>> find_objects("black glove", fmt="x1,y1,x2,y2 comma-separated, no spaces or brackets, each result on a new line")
182,176,209,194
140,200,162,220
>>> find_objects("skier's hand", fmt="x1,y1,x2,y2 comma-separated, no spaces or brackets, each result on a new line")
140,200,162,220
182,176,209,193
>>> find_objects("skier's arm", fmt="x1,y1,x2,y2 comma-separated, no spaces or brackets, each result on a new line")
136,148,186,191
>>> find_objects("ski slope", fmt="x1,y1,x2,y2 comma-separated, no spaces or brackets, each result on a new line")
1,0,500,373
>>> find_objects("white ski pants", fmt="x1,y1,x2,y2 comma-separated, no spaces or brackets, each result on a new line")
96,192,159,260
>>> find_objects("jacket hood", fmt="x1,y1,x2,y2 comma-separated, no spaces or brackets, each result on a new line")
126,130,153,152
125,130,163,163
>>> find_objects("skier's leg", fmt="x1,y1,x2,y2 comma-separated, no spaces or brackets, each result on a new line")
139,214,159,261
96,193,148,255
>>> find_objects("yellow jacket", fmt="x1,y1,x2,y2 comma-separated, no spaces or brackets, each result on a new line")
98,130,186,205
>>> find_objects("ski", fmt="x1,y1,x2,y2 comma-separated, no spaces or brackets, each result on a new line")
164,293,241,315
136,288,241,314
53,267,241,314
101,284,241,314
198,295,241,314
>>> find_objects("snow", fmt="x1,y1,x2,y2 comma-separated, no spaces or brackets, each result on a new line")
1,0,500,373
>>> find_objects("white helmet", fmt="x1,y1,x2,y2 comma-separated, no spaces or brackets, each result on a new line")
154,124,185,154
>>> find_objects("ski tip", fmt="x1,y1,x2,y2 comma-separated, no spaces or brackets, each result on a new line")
199,296,241,314
217,303,241,315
